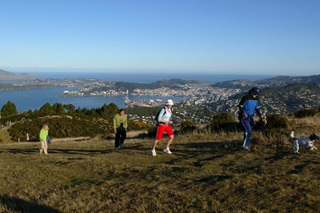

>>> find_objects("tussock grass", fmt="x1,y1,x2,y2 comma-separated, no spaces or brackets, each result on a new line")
287,114,320,136
1,128,320,212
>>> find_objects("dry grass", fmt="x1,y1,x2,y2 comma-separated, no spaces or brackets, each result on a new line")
1,115,320,212
0,126,13,143
287,114,320,136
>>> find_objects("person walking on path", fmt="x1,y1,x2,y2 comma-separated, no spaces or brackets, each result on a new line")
151,99,174,156
39,124,49,155
113,109,128,150
238,87,265,151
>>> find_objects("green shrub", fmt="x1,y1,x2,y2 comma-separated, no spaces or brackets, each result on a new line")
1,101,18,117
256,114,288,134
128,121,149,131
294,109,317,118
147,125,158,137
210,112,239,132
8,116,108,142
179,119,197,134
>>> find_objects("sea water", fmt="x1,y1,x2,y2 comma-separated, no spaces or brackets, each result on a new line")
0,72,274,112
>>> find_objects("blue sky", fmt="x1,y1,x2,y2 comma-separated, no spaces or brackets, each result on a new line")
0,0,319,75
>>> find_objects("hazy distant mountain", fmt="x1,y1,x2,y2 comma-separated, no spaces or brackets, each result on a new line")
0,69,34,80
212,74,320,89
0,69,15,75
254,75,320,86
210,82,320,114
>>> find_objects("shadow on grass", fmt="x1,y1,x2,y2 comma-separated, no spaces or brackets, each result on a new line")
49,148,112,155
1,148,113,155
196,175,232,184
178,140,243,154
121,140,248,162
0,148,37,154
0,195,61,213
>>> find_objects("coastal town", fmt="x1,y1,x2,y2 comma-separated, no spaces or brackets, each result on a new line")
61,80,242,108
1,73,319,125
60,76,320,125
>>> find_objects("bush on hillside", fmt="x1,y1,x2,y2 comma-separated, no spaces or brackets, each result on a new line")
128,121,149,131
210,112,240,132
178,119,197,134
257,113,288,130
8,117,108,142
294,109,318,118
38,102,55,116
147,125,158,137
256,113,288,138
1,101,18,117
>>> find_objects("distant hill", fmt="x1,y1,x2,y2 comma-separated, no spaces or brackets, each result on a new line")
211,79,257,89
212,74,320,89
0,69,15,75
255,75,320,87
112,78,202,91
209,82,320,114
0,69,34,80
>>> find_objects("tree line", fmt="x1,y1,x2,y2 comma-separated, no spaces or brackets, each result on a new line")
0,101,148,142
1,100,319,142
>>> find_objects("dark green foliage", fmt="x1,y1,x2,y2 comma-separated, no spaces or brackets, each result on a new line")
2,102,124,141
264,114,288,129
104,102,119,120
211,112,235,125
39,102,55,116
8,116,107,142
179,119,197,134
1,101,18,117
63,104,76,113
147,125,158,137
0,114,24,125
294,109,318,118
99,104,109,118
83,108,98,117
52,103,65,114
257,113,288,137
210,112,239,132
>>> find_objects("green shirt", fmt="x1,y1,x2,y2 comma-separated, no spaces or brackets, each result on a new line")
113,114,128,130
39,129,48,141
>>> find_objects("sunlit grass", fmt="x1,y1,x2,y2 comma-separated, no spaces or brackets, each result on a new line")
1,114,320,212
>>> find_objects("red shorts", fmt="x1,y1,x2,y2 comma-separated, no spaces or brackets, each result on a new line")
156,124,174,140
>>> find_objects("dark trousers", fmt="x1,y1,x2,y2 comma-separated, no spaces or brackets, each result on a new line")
115,129,126,148
240,116,254,148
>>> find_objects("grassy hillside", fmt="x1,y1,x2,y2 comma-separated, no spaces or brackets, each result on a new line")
0,115,320,212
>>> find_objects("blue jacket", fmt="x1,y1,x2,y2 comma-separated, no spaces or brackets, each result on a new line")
238,94,262,118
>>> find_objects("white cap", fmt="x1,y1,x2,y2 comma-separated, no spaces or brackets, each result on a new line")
166,99,174,105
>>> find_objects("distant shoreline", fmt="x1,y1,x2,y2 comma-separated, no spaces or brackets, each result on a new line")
13,71,276,83
0,74,35,81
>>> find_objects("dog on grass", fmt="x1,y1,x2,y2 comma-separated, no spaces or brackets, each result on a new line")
289,131,319,154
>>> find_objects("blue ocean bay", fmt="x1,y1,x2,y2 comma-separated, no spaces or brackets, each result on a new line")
0,87,186,112
1,72,274,112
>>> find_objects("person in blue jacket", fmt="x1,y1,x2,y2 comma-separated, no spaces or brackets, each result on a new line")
238,87,265,151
